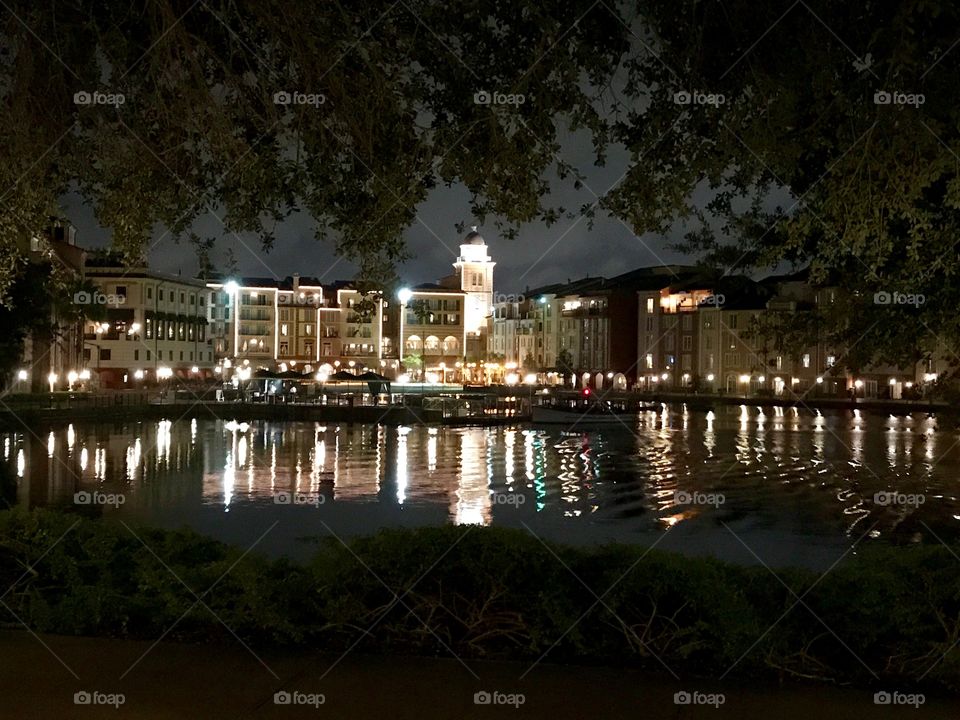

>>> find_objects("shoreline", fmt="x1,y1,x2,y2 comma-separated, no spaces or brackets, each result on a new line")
0,390,952,429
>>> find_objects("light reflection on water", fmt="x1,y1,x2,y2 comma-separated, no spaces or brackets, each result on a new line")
3,406,960,568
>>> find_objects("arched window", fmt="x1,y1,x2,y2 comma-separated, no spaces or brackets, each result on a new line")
442,336,459,354
424,335,440,353
405,335,422,351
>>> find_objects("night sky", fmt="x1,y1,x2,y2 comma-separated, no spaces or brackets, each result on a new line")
63,126,706,294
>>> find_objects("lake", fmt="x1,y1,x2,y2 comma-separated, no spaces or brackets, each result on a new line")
5,405,959,569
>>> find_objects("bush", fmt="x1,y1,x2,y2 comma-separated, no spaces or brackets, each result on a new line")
1,508,959,692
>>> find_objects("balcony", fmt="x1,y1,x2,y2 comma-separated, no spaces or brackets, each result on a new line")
560,306,606,318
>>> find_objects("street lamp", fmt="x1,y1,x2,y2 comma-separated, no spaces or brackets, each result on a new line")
397,287,412,375
47,372,58,392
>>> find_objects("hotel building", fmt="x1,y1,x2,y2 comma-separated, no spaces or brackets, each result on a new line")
82,254,215,387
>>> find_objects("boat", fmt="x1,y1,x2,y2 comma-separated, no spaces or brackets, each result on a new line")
531,404,635,425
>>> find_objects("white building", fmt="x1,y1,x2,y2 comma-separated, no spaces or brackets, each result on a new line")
83,257,214,387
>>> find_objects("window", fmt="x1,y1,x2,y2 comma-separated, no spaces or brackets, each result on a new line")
802,353,811,368
775,356,783,370
115,285,126,297
646,297,654,313
147,287,153,299
645,353,653,369
280,324,288,336
280,342,288,355
728,314,738,330
134,350,139,361
682,355,692,370
305,324,312,335
682,315,692,330
645,317,654,331
158,289,164,301
180,292,185,303
99,349,111,361
681,336,693,351
147,350,151,360
826,355,836,367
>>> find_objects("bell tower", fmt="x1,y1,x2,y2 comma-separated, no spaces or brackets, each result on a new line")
453,226,495,336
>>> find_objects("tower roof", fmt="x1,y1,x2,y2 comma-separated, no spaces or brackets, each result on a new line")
464,225,485,245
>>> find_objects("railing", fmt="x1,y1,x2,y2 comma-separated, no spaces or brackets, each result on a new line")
0,391,153,412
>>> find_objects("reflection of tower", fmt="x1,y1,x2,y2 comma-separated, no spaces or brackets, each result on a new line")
454,429,491,526
453,227,495,358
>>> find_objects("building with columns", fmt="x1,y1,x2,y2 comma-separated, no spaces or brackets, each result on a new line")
204,227,496,381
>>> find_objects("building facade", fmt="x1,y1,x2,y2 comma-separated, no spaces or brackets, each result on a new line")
83,256,214,387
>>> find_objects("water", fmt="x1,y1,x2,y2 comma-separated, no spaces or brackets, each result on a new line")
5,405,960,568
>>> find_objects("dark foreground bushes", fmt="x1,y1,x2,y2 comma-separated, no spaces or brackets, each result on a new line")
1,508,958,691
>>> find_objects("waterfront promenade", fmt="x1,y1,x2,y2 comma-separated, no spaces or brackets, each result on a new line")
0,385,954,430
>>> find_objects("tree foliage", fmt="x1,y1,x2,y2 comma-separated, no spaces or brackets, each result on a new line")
2,0,959,364
0,0,624,293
